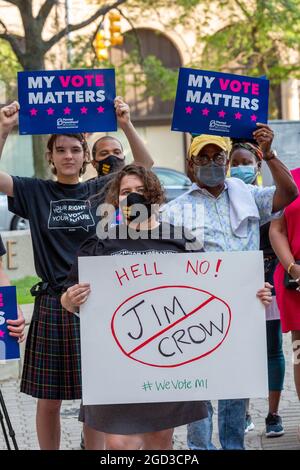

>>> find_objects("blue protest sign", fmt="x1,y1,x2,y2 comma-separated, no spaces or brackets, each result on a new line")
18,69,117,135
172,68,269,139
0,286,20,361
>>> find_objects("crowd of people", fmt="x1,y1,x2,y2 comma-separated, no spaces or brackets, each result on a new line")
0,96,299,450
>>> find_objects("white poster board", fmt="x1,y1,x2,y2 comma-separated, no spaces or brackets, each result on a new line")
79,251,268,405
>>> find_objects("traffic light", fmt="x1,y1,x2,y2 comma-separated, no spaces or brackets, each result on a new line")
94,30,108,61
109,10,124,47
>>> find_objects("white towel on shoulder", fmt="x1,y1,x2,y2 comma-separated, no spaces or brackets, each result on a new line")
226,177,260,237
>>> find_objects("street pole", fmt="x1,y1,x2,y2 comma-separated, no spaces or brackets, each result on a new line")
65,0,72,64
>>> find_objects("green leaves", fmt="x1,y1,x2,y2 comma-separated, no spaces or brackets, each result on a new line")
0,40,22,101
198,0,300,116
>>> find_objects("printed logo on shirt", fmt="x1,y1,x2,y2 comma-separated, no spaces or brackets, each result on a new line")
48,199,95,232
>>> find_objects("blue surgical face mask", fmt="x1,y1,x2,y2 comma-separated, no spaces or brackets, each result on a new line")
230,165,257,184
195,163,226,187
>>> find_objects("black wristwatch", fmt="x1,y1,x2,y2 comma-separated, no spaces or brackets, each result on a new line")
263,149,277,161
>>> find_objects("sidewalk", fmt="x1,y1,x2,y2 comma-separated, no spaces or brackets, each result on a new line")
1,329,299,450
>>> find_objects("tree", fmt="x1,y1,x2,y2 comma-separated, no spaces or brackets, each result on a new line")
0,0,131,177
0,0,199,177
1,0,298,176
198,0,300,118
69,33,178,104
0,39,21,102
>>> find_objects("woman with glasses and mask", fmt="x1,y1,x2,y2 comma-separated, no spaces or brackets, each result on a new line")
161,124,298,450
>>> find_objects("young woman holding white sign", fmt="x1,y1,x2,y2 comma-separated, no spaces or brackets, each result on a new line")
61,164,272,450
0,99,153,450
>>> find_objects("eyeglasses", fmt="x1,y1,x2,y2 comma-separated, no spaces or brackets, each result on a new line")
191,153,227,166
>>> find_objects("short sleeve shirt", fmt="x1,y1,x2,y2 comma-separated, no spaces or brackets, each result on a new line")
8,176,110,288
161,181,279,252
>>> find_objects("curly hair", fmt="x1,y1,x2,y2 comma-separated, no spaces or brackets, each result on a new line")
46,133,91,176
105,164,166,208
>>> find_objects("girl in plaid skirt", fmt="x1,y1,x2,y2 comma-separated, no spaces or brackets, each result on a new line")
0,99,153,449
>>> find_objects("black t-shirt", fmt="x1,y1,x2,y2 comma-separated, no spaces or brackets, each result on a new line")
8,176,110,288
259,222,275,258
66,222,203,288
0,234,6,257
260,222,277,295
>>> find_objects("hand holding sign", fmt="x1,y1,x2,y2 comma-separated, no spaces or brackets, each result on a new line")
0,286,20,361
63,283,91,313
6,306,25,343
114,96,131,129
253,123,274,157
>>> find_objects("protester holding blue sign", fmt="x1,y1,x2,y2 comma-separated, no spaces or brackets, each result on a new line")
91,135,125,177
230,141,285,438
0,235,25,350
160,126,298,450
0,98,153,450
91,96,139,179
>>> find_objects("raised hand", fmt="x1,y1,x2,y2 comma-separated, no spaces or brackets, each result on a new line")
114,96,130,128
253,123,274,157
0,101,20,135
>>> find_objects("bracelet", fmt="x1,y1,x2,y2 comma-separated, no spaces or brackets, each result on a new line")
264,155,276,162
287,262,296,275
295,277,300,284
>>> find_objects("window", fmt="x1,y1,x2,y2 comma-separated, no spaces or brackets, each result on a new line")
110,28,182,121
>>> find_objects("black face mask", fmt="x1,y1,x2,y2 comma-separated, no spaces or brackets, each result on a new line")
96,155,124,177
120,192,152,222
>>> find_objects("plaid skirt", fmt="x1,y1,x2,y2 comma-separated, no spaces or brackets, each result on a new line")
20,294,82,400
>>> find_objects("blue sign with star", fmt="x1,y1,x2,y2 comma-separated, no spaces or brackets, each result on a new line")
0,286,20,361
171,68,269,139
18,69,117,135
